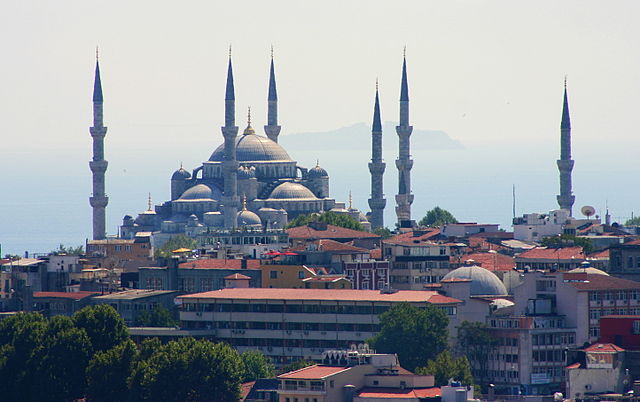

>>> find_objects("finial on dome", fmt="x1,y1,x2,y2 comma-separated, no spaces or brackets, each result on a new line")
564,74,567,89
147,193,152,211
229,44,232,58
316,159,320,167
242,194,248,210
271,44,274,59
247,106,251,126
180,161,183,169
376,77,379,91
96,45,99,61
403,45,406,58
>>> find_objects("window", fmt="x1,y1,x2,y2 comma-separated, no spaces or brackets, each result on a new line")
330,380,334,388
270,271,278,279
298,271,305,279
633,321,640,335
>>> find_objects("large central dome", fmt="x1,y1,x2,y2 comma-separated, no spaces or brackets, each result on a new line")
209,132,292,162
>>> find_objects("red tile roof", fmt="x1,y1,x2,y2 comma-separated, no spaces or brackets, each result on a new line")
290,239,369,253
517,247,585,261
224,273,251,280
241,381,255,400
582,343,625,353
588,249,610,260
356,387,441,399
455,252,515,271
33,291,98,300
387,229,441,243
562,273,640,291
178,259,261,270
277,365,350,379
566,363,581,369
287,224,380,240
369,248,382,260
178,288,461,304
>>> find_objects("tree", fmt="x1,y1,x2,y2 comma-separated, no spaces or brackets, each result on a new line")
135,305,179,327
286,211,365,231
154,235,198,258
73,304,129,352
625,216,640,226
373,227,393,239
456,321,499,390
51,244,85,255
130,338,244,402
86,339,139,402
32,319,93,401
419,206,458,227
416,350,474,386
540,234,593,254
241,350,275,382
368,303,448,372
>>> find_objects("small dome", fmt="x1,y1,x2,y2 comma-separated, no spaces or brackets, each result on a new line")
179,184,217,200
567,267,609,276
442,265,508,296
269,182,317,200
237,210,262,226
171,167,191,180
308,164,328,178
237,166,256,179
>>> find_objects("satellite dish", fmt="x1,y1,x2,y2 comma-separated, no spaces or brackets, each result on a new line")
581,206,596,219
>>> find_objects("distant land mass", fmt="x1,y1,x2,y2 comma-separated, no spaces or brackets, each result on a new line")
280,121,464,151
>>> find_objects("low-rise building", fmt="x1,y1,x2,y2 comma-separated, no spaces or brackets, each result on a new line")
176,288,460,366
441,222,500,238
290,239,370,272
515,247,586,271
86,234,153,271
343,261,390,290
32,291,98,317
92,289,179,325
287,222,381,250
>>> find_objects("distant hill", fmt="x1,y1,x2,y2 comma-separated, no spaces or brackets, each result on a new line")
280,121,463,152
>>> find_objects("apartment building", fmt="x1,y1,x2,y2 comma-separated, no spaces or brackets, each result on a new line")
176,288,460,366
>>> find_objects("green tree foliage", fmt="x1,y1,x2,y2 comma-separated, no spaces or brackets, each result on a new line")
625,216,640,226
416,350,474,386
154,235,198,258
241,349,275,382
129,338,244,402
74,304,129,352
457,321,499,389
540,234,593,254
373,227,393,239
286,211,365,231
279,359,316,374
419,206,458,227
86,339,139,402
135,305,179,327
51,244,85,255
368,303,448,372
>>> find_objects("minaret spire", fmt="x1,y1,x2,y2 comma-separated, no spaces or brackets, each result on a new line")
222,49,240,229
395,51,414,228
264,48,281,143
368,80,386,229
89,54,109,240
557,77,575,215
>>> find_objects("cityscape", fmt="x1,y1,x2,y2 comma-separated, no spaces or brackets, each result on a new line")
2,2,640,402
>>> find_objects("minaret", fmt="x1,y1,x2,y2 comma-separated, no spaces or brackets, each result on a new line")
368,80,386,229
221,50,240,229
556,78,575,215
264,48,281,143
89,51,109,240
395,51,414,227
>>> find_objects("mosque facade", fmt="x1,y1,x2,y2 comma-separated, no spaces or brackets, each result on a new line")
114,54,369,240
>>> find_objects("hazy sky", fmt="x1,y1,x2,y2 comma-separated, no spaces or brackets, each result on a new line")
2,1,640,254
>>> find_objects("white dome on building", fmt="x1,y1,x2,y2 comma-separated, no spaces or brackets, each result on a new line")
442,265,508,296
269,182,317,200
237,209,262,226
179,184,221,201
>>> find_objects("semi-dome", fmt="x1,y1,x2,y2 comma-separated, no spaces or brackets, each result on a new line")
308,164,328,178
269,182,317,199
567,267,609,276
209,133,292,162
442,265,508,296
171,167,191,180
179,184,220,200
237,209,262,226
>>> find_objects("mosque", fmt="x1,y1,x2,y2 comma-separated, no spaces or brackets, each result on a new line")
87,52,374,240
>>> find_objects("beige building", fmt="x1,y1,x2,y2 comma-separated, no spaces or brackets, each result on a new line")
177,288,460,366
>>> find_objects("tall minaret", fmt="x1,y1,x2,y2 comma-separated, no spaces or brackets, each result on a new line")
556,78,575,215
264,48,281,143
221,50,240,229
89,52,109,240
368,80,386,229
395,51,414,227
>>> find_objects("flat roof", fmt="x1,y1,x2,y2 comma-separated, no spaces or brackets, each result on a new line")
178,288,461,304
93,289,178,301
278,365,350,379
33,291,98,300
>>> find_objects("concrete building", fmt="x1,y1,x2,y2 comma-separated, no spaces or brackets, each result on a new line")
287,222,381,250
515,246,586,271
566,343,627,400
86,235,152,270
176,288,460,366
343,261,390,290
441,223,500,238
609,240,640,281
290,239,371,272
91,289,179,325
513,210,570,242
32,291,97,317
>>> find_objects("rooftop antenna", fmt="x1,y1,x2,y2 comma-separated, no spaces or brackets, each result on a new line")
147,193,152,211
512,184,516,220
